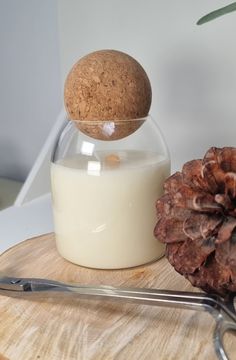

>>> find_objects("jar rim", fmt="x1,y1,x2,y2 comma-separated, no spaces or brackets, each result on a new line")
67,114,151,124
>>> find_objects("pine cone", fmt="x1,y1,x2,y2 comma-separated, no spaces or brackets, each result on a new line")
154,147,236,296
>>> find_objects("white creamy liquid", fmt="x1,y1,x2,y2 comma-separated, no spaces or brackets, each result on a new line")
51,150,170,269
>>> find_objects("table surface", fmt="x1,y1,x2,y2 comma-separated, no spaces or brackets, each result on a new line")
0,194,53,254
1,233,235,360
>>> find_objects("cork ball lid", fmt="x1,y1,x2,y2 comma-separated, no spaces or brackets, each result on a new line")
64,50,152,140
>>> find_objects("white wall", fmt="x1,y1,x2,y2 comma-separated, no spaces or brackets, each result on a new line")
0,0,61,181
58,0,236,172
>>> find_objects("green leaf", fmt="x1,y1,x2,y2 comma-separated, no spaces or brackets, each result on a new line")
197,2,236,25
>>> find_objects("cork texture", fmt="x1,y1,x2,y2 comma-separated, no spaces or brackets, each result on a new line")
64,50,152,140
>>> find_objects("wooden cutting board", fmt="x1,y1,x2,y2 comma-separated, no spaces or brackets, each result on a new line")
0,233,235,360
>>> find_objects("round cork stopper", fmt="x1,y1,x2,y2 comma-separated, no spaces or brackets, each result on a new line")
64,50,152,140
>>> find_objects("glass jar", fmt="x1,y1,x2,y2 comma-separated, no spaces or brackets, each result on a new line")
51,116,170,269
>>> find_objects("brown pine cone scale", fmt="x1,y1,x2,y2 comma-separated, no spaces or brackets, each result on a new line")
154,147,236,295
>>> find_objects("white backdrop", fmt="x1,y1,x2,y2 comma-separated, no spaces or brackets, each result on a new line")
0,0,61,181
1,0,236,181
58,0,236,173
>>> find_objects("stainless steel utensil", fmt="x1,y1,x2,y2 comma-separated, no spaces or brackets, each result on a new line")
0,275,235,360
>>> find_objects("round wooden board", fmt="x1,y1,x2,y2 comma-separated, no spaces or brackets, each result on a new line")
0,233,235,360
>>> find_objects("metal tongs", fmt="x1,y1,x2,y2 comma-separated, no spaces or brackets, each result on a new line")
0,276,236,360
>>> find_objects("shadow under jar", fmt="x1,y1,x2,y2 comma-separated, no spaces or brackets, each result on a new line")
51,116,170,269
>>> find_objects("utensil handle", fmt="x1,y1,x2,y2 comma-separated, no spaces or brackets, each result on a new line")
0,276,221,314
29,280,217,314
213,317,236,360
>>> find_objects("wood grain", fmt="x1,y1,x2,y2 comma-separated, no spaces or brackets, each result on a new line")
0,355,9,360
0,233,235,360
